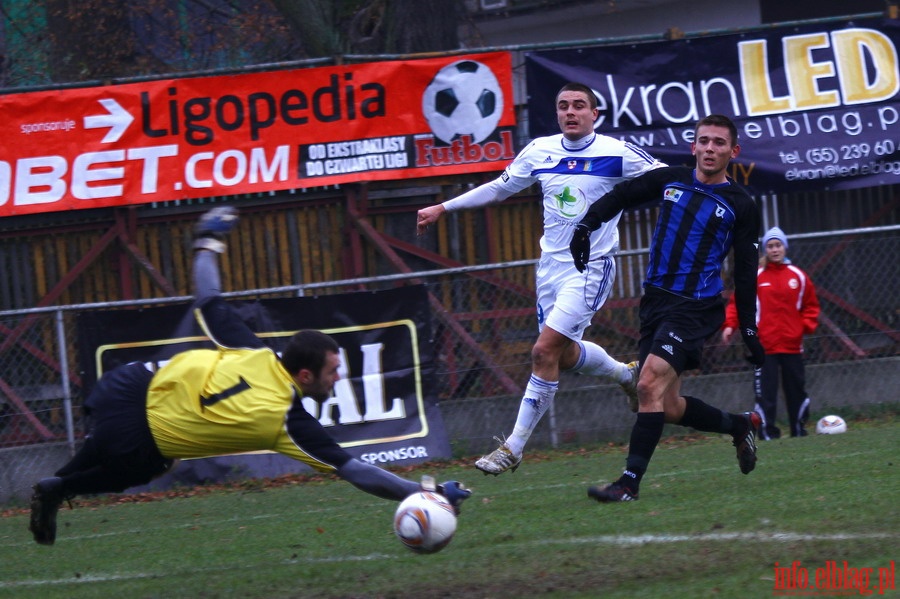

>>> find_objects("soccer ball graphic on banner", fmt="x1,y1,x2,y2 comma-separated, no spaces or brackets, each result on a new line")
422,60,503,144
393,491,458,554
815,414,848,434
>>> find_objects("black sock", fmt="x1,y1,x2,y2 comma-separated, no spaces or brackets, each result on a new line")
623,411,665,490
678,395,735,434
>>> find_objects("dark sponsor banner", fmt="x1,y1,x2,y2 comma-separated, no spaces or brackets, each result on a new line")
75,285,451,472
0,52,514,216
526,17,900,194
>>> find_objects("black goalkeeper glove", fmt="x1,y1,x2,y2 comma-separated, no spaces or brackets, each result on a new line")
569,223,592,272
421,475,471,514
194,206,239,253
741,327,766,368
437,481,472,515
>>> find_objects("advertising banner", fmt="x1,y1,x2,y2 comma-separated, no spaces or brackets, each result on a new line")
75,285,450,482
1,52,514,216
525,17,900,194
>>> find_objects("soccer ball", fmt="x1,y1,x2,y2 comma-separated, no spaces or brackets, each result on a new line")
422,59,504,144
393,491,457,554
815,414,848,434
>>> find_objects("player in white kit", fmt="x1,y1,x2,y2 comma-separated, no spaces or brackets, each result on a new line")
416,82,664,475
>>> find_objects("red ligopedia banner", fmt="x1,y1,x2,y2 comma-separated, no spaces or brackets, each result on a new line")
0,52,515,216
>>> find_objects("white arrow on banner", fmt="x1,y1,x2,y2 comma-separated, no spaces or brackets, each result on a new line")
84,98,134,143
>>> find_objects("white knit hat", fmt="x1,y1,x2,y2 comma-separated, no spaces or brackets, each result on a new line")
763,226,788,249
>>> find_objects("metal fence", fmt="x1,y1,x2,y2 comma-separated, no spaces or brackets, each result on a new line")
1,226,898,503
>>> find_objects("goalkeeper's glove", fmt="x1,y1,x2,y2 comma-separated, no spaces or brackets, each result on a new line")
741,327,766,368
437,481,472,515
569,223,592,272
421,475,472,514
194,206,239,253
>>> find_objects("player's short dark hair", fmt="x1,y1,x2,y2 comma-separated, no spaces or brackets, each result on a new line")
557,82,598,110
281,330,339,375
696,114,739,146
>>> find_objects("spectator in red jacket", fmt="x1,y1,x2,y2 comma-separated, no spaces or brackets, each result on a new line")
722,226,820,439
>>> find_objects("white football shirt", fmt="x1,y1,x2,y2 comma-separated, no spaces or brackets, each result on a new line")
444,132,664,262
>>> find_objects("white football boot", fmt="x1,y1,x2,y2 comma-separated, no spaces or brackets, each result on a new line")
620,360,640,413
474,436,522,475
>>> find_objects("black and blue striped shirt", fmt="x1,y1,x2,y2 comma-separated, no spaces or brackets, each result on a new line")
580,166,761,329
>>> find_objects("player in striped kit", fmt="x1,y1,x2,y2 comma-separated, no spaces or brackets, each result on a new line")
570,114,765,502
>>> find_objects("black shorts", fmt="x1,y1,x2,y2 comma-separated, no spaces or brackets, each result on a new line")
638,286,725,375
84,362,172,486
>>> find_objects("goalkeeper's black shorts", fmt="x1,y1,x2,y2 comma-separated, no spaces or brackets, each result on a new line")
82,361,173,489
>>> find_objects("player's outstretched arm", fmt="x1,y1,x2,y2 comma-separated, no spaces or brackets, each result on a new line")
191,206,265,349
337,458,421,500
417,175,516,237
192,207,238,302
337,459,472,511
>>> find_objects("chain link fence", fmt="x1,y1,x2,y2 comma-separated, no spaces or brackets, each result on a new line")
1,227,898,504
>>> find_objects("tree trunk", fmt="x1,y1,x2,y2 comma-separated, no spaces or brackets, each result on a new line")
268,0,342,57
381,0,460,54
44,0,137,82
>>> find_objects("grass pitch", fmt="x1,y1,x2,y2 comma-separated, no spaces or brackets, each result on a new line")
1,415,897,598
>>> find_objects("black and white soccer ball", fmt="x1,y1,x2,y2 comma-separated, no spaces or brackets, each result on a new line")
815,414,848,434
393,490,457,554
422,60,503,144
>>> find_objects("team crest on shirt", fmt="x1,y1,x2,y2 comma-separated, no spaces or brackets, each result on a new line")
563,159,592,171
554,186,586,217
663,187,683,202
789,278,799,289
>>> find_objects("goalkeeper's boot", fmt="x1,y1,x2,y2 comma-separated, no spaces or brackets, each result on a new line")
732,411,762,475
29,477,68,545
474,436,522,475
587,480,639,503
620,360,640,413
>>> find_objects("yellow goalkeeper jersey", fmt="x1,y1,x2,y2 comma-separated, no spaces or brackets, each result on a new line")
144,304,350,473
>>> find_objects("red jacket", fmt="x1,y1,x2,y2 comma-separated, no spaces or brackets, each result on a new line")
724,261,820,354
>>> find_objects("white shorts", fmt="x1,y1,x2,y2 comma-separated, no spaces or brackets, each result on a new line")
535,254,616,341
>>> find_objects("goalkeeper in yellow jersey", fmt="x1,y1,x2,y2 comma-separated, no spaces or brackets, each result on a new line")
29,206,470,546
